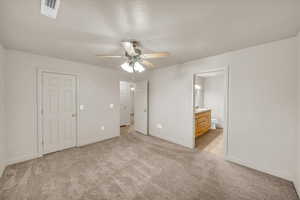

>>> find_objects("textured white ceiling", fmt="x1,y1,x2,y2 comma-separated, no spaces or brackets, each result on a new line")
0,0,299,70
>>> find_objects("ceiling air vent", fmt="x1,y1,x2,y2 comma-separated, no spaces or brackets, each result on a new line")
41,0,60,19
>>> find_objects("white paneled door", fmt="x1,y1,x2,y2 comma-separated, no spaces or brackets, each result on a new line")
134,80,148,135
42,72,77,154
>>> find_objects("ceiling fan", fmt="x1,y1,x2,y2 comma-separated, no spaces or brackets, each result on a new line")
96,40,170,73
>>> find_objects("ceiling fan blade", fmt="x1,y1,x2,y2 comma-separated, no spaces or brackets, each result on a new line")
141,60,155,68
141,52,170,59
96,55,123,58
121,41,137,56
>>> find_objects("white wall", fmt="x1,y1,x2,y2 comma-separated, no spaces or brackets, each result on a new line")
4,50,127,164
296,32,300,195
203,74,225,128
149,38,297,181
0,44,6,177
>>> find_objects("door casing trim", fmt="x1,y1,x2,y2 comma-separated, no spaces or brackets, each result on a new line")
192,66,230,158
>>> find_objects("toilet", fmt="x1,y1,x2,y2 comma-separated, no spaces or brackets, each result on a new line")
211,118,218,129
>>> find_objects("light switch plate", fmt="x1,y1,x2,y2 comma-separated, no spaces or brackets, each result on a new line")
109,104,114,109
79,105,85,110
101,126,105,131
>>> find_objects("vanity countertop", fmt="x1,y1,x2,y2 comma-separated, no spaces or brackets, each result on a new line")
194,108,211,114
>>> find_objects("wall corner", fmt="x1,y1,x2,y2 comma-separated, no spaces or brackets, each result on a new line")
296,31,300,196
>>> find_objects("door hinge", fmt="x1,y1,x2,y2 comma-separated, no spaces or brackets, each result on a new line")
41,109,44,115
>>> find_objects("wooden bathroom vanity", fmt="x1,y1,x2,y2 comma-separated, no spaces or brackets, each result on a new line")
195,109,211,137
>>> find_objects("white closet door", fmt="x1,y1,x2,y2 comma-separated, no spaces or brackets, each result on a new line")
134,80,148,135
42,72,77,154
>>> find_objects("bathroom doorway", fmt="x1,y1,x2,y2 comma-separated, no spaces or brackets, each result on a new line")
193,68,229,158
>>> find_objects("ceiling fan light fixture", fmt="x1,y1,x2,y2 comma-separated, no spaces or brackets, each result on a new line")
121,62,134,73
134,62,145,73
97,40,170,72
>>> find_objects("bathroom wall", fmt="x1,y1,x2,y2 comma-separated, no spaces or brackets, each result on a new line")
203,74,225,128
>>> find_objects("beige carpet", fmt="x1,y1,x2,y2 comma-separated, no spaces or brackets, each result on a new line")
0,126,298,200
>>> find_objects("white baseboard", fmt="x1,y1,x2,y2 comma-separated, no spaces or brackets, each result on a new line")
149,131,194,149
6,135,120,165
226,155,293,181
6,153,41,166
78,135,119,147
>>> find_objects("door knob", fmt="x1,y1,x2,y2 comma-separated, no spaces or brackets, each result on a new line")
72,114,76,117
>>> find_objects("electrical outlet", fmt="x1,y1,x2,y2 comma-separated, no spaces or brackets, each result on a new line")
101,126,105,131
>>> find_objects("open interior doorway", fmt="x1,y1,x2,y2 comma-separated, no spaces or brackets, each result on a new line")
193,69,228,158
120,81,135,134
